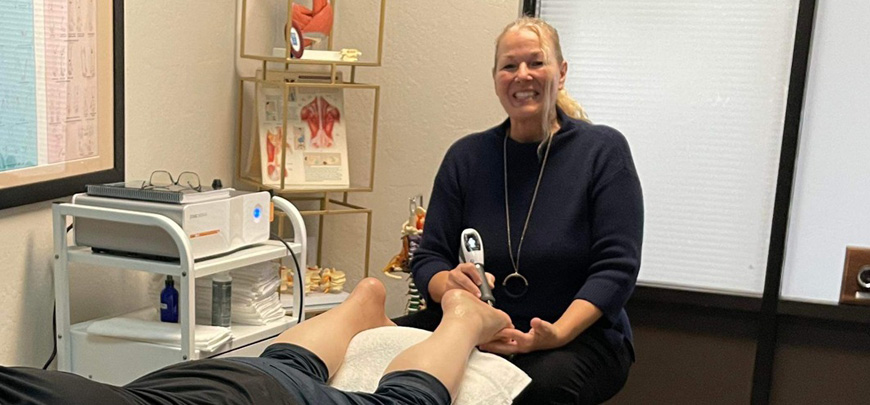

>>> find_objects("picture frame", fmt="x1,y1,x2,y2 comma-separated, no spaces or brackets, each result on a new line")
0,0,124,210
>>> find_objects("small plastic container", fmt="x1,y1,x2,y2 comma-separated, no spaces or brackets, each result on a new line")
211,272,232,327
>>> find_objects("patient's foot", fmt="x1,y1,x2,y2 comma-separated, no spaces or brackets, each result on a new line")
441,289,512,345
341,278,395,330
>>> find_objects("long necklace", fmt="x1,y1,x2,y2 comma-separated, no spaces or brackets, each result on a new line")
502,128,554,299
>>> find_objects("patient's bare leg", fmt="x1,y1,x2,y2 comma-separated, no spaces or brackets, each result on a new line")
383,289,513,399
272,277,394,376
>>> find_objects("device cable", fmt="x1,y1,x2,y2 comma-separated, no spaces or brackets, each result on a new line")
271,233,304,325
43,223,74,369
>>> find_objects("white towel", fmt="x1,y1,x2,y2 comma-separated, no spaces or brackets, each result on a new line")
329,326,531,405
231,261,277,278
195,288,284,326
191,262,284,326
231,295,285,325
196,276,280,299
86,309,232,352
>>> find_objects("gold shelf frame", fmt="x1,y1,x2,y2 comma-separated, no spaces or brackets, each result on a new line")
274,195,372,278
240,0,387,67
235,77,380,194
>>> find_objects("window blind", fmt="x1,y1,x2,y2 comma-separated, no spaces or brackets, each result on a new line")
540,0,799,295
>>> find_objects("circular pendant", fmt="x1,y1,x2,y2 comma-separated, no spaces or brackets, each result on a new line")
502,272,529,299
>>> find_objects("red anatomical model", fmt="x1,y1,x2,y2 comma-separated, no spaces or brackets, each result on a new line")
292,0,334,48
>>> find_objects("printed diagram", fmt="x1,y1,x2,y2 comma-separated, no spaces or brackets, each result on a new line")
85,0,95,33
257,82,349,188
264,99,278,122
48,98,62,124
304,153,341,166
48,44,68,79
43,0,100,163
85,83,96,117
264,125,284,181
0,145,32,172
77,121,95,157
67,83,81,119
47,124,64,163
293,125,305,150
81,42,95,78
0,0,38,172
2,0,105,179
67,0,84,33
300,96,341,148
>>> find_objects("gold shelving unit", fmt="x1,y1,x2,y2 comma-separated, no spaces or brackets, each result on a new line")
235,0,387,279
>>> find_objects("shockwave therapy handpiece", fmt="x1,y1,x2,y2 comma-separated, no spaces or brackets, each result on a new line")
460,228,496,306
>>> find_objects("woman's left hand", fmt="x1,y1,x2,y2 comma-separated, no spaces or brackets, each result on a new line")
478,317,567,354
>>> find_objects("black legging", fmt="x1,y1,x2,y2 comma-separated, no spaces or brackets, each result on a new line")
393,307,632,405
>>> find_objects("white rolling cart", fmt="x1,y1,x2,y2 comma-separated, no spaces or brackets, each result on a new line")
52,196,308,385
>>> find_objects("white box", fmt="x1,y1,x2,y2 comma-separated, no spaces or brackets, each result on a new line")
72,191,271,260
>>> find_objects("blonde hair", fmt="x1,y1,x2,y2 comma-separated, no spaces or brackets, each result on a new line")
494,17,590,122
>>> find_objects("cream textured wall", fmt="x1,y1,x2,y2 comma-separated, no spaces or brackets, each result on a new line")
0,0,518,366
0,0,237,366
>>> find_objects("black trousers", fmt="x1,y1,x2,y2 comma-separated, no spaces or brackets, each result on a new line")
394,308,632,405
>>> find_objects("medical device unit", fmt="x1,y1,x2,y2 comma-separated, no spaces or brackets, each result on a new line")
71,191,271,260
460,228,496,305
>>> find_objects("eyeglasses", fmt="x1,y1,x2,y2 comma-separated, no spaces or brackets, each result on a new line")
141,170,202,192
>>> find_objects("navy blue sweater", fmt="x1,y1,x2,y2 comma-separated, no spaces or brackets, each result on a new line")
412,109,643,350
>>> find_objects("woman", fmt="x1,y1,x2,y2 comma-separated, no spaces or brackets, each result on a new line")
396,17,643,404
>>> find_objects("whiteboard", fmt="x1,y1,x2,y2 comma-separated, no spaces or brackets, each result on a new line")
542,0,799,295
781,0,870,303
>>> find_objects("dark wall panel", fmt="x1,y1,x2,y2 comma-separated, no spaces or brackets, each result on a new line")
770,317,870,404
607,303,758,404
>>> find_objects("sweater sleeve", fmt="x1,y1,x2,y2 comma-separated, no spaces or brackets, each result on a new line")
411,146,465,305
575,132,644,325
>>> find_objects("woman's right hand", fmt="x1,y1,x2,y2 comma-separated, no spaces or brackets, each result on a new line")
431,263,495,302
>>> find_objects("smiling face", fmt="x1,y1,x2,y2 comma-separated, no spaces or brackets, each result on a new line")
493,28,567,136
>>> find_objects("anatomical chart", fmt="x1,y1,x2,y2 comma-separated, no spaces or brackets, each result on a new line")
0,0,99,174
257,83,349,189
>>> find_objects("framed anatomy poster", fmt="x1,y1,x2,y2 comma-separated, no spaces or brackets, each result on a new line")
0,0,124,209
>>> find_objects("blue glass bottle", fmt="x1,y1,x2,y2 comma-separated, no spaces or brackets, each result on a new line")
160,275,179,323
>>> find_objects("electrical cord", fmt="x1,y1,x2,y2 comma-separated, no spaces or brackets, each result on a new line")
43,223,74,369
271,233,304,325
42,306,56,370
